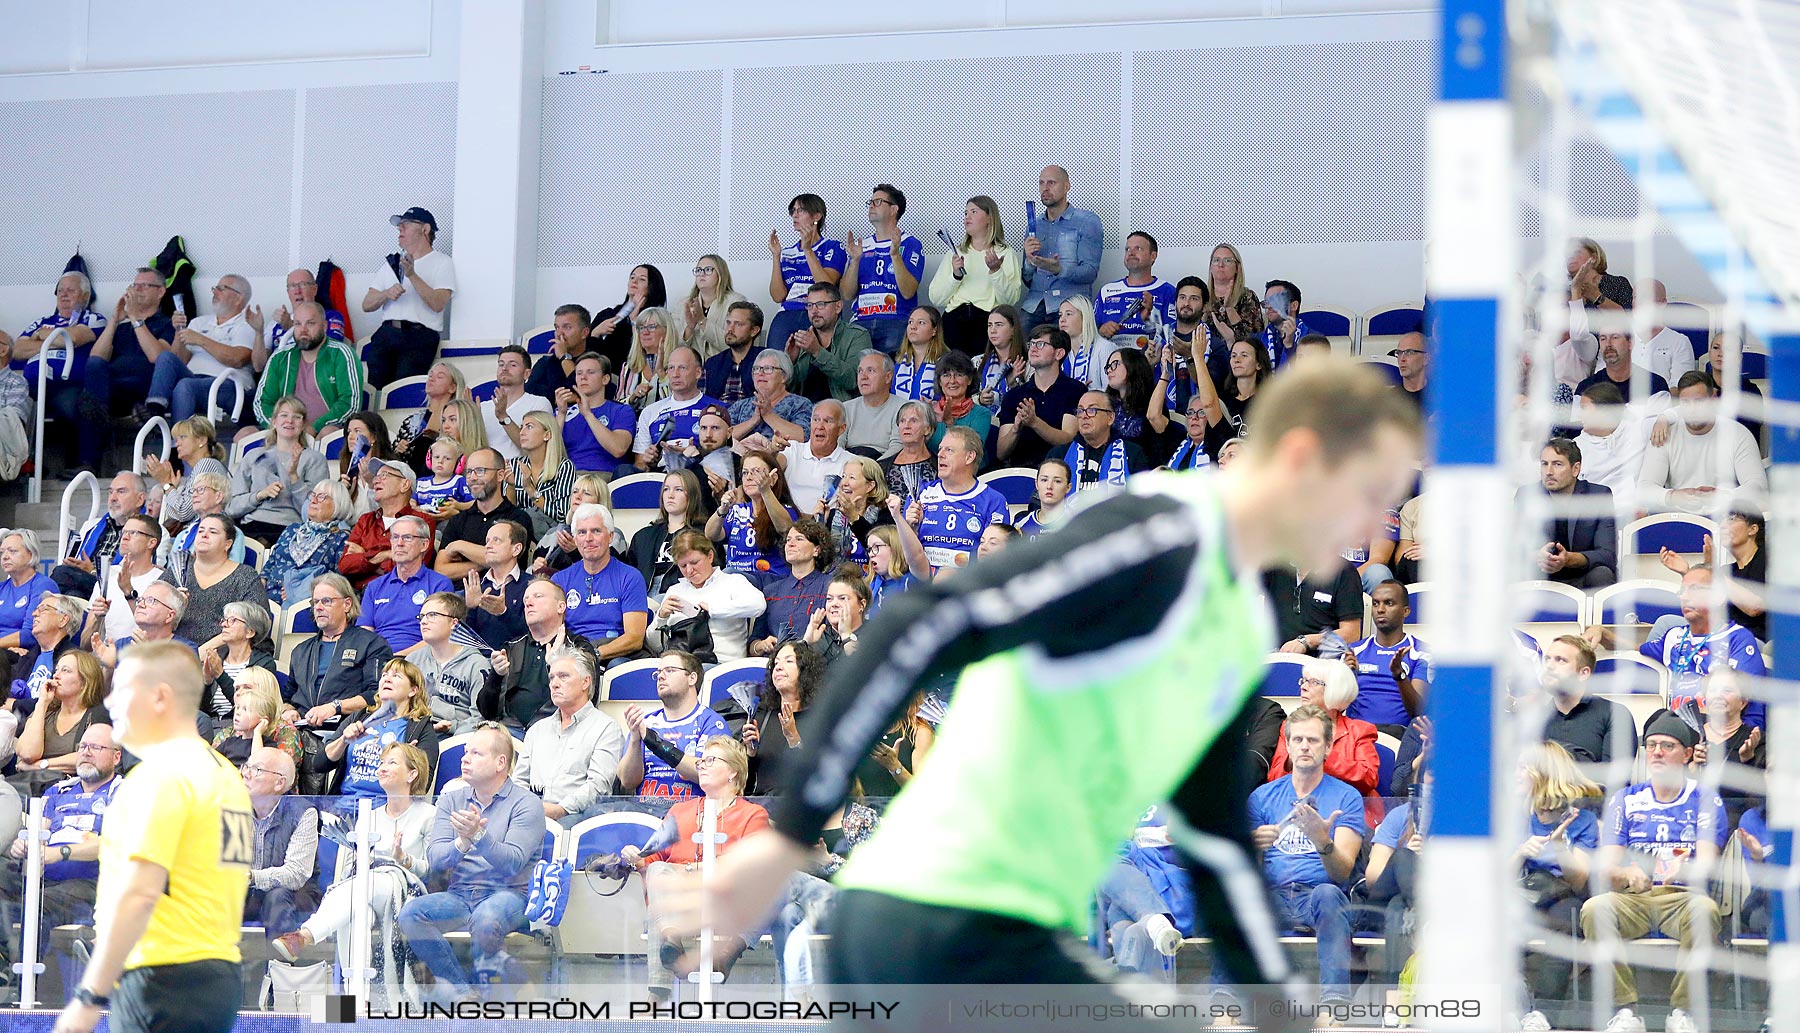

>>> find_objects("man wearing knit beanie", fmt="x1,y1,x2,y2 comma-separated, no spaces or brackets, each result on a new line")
1579,710,1724,1033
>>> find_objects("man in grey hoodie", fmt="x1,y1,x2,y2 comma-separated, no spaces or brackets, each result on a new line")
414,591,494,734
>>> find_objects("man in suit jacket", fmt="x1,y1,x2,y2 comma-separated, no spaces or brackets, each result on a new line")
1530,438,1618,588
477,576,593,731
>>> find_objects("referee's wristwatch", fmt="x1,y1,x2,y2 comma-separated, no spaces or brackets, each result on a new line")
59,845,72,863
75,986,110,1008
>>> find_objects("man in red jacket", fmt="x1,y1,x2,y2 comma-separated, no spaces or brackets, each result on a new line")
337,460,436,591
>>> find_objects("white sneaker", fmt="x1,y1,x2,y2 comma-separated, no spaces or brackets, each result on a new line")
1664,1008,1699,1033
1604,1008,1646,1033
1144,914,1183,956
1519,1009,1551,1031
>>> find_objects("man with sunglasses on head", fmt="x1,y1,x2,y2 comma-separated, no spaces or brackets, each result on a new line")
136,274,257,426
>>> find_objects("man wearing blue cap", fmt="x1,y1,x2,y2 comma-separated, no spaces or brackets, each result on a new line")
361,207,457,389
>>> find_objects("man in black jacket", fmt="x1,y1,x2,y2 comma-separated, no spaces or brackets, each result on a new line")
479,577,592,730
281,573,393,733
1529,438,1618,588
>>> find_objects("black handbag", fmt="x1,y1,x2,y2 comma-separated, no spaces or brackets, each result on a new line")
663,611,717,664
295,728,334,797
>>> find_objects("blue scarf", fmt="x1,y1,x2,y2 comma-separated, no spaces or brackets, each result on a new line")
1066,436,1130,492
1166,440,1212,471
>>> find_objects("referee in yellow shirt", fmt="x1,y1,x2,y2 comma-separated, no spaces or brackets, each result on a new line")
55,641,253,1033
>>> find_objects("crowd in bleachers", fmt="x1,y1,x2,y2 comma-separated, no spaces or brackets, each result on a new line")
0,174,1780,1025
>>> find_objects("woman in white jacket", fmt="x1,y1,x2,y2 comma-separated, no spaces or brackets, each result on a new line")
650,529,766,661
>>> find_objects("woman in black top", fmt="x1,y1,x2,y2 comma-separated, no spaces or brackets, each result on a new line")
590,264,667,369
1660,507,1768,642
626,469,706,595
742,639,825,796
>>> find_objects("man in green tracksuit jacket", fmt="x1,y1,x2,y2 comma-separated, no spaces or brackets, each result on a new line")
253,302,364,431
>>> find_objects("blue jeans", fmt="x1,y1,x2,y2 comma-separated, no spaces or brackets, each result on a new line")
1094,859,1175,976
767,308,811,355
1357,563,1396,596
861,317,904,356
771,872,837,986
147,351,240,423
397,888,526,994
1211,881,1352,1004
54,353,152,466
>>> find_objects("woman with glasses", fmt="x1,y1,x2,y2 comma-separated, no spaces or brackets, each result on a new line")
210,672,304,768
196,600,279,722
272,742,437,1005
15,649,107,774
261,479,353,606
591,263,668,368
926,351,990,452
678,254,745,361
161,470,250,581
0,529,57,652
893,306,947,402
1103,347,1161,459
142,415,229,534
706,450,797,580
175,513,267,646
727,351,811,444
626,735,771,996
767,195,846,361
323,658,439,802
878,401,936,506
87,514,168,644
1204,243,1265,346
927,195,1022,355
1265,657,1383,828
862,524,917,614
649,531,766,662
818,456,889,566
393,361,469,474
228,395,331,546
617,307,676,411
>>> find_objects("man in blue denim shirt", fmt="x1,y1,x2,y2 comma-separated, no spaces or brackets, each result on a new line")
1020,166,1104,337
398,722,548,1000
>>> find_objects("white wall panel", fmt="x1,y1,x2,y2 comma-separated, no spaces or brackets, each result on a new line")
82,0,434,71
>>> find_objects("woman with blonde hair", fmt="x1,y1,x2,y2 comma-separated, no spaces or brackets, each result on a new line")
324,658,440,800
618,307,675,410
928,195,1022,354
16,649,107,773
1515,740,1603,1028
679,254,746,359
505,410,576,532
820,455,890,566
894,305,948,402
438,398,488,465
228,394,331,546
1057,294,1117,389
393,360,469,472
1205,243,1264,346
273,742,437,1008
211,671,305,768
141,415,229,532
863,523,918,613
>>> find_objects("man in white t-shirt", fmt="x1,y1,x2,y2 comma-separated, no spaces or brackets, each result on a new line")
137,273,256,425
481,345,552,461
1639,372,1767,515
779,400,848,512
841,351,905,457
360,206,456,390
1572,380,1649,506
1639,279,1698,389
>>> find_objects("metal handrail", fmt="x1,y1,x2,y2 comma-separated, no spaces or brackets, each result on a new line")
206,372,246,426
55,470,102,565
133,415,173,473
28,327,75,504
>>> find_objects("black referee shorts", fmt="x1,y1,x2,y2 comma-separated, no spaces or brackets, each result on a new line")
113,959,240,1033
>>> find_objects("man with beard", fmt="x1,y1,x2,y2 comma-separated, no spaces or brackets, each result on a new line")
252,302,364,432
1530,634,1631,770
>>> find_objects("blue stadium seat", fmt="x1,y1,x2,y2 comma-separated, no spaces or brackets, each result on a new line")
522,325,555,355
602,658,661,702
1261,654,1308,697
379,377,428,409
1513,581,1586,624
1362,304,1425,340
438,339,511,358
1741,351,1768,379
1624,514,1715,555
1661,300,1712,358
435,734,473,792
607,472,664,511
566,811,662,868
1299,308,1354,338
1405,582,1432,625
1593,652,1669,695
1592,580,1684,626
702,657,768,711
978,467,1037,506
470,380,497,402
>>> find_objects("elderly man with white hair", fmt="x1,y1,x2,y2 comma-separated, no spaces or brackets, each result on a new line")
9,271,107,380
549,503,648,667
241,744,319,941
515,647,625,828
50,471,149,598
0,529,58,653
138,272,258,425
90,582,193,670
778,399,850,512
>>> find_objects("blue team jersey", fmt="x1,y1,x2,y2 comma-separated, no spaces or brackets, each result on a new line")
915,481,1011,570
1249,774,1366,888
638,394,724,453
553,558,650,641
722,502,795,578
636,703,730,797
0,572,56,651
562,399,637,474
779,239,849,310
1642,622,1767,726
1341,506,1400,564
341,713,414,800
360,566,454,652
1346,633,1433,727
1094,276,1176,341
41,775,121,881
851,235,925,323
1524,805,1599,879
1604,779,1727,886
894,359,936,401
414,474,471,513
1014,509,1064,539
